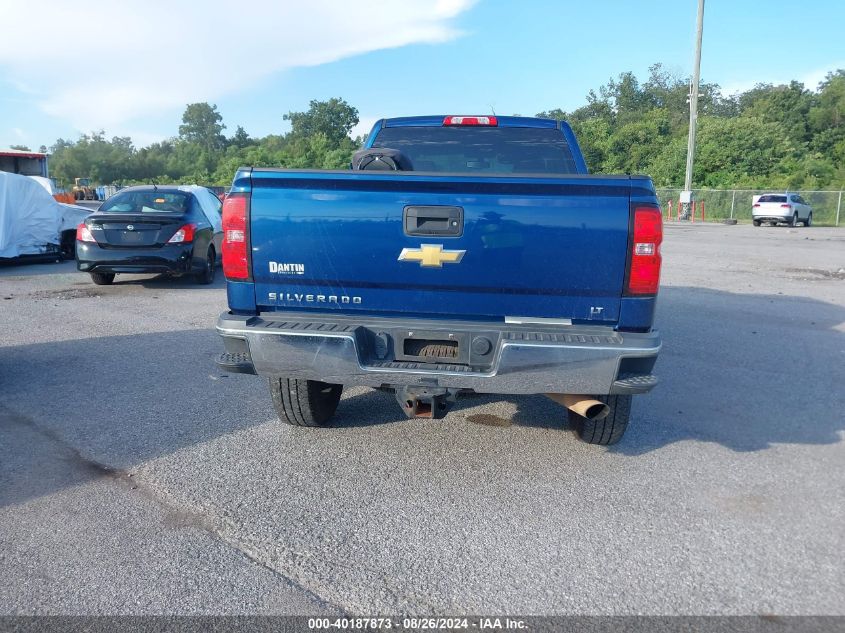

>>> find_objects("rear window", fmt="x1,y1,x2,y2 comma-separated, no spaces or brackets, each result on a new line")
371,126,578,174
758,195,787,203
99,191,189,213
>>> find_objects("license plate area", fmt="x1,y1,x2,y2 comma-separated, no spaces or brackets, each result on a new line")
360,326,500,369
395,330,469,365
121,231,144,243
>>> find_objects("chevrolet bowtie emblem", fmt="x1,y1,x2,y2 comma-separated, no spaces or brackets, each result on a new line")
398,244,466,268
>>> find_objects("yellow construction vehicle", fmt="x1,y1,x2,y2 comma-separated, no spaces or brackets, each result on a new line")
72,178,98,201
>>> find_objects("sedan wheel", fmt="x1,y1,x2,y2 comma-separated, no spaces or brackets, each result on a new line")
195,247,216,285
90,272,115,285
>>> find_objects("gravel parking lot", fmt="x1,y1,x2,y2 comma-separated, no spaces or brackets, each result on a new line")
1,224,843,615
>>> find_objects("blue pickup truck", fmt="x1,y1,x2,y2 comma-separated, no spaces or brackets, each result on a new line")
216,115,662,445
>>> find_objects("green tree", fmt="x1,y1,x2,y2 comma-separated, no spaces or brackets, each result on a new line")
33,69,844,192
742,81,813,143
808,71,845,158
229,125,252,149
693,117,796,187
178,103,226,153
9,144,31,151
603,109,672,174
599,71,655,123
284,98,359,147
48,132,135,185
569,117,612,172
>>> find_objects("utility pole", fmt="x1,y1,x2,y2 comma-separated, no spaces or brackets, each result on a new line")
682,0,705,220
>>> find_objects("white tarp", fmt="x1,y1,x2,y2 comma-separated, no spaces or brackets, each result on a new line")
29,175,58,196
0,171,92,258
58,203,93,233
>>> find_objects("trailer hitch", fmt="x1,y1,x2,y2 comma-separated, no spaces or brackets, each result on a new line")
395,386,458,419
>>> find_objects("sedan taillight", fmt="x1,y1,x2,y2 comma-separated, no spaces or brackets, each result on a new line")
76,223,95,242
167,223,197,243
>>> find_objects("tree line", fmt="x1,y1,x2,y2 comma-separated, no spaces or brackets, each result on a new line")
36,64,845,190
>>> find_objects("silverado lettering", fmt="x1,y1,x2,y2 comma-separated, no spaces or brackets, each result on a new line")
269,292,362,304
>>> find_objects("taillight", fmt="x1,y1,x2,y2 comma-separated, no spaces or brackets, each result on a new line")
222,192,250,280
753,203,760,208
626,206,663,296
76,222,95,242
167,223,196,243
443,115,498,126
780,204,791,208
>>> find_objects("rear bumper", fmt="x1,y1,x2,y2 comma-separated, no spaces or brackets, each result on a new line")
752,213,791,222
216,312,660,395
76,242,195,274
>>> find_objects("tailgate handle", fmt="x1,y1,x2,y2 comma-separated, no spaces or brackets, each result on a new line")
404,206,463,237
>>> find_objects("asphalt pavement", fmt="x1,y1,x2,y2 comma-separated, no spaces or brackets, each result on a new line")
0,223,843,615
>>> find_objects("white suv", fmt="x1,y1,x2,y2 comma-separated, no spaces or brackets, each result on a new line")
752,193,812,227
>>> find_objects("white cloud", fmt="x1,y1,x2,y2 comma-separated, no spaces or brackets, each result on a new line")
799,66,840,91
0,1,475,133
719,62,845,96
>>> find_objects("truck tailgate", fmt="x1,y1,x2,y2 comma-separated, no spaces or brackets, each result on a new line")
249,170,634,323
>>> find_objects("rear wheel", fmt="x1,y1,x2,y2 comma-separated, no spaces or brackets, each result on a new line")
195,247,215,284
90,272,115,285
753,219,761,226
789,212,798,227
571,394,631,445
269,377,342,427
804,212,813,227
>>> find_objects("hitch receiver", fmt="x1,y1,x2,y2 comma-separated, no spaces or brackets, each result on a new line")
395,386,458,419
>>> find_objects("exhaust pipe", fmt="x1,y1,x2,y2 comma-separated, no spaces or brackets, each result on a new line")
546,394,609,421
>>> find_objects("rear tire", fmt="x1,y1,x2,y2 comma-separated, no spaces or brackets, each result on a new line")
789,212,797,227
753,219,761,226
195,247,215,285
571,394,631,445
90,272,115,285
60,230,76,260
269,377,342,427
804,212,812,227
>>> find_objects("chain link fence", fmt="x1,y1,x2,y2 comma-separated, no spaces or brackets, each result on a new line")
655,189,843,226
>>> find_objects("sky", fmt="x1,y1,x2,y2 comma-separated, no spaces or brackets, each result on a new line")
1,0,843,150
